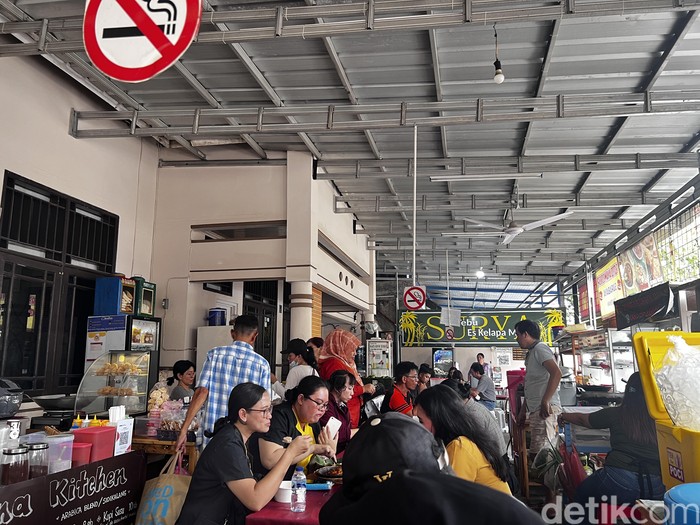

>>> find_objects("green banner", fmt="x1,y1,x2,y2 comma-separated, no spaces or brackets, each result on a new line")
400,309,564,346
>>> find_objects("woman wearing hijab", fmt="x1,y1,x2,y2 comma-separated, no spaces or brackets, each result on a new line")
318,329,375,428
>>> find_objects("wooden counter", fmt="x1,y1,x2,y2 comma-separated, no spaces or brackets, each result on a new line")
131,436,199,474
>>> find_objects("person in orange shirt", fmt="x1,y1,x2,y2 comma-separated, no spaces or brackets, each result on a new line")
318,329,375,428
381,361,419,415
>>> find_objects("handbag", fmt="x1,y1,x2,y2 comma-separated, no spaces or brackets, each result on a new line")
135,449,192,525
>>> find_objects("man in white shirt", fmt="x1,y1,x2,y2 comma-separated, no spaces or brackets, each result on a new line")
515,319,562,459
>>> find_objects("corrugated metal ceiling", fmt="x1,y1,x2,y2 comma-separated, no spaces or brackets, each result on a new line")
1,0,700,308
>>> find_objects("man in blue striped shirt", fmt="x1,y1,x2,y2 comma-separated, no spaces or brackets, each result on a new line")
177,314,271,448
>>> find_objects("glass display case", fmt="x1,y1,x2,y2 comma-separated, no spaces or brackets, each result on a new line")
556,329,635,393
75,351,150,416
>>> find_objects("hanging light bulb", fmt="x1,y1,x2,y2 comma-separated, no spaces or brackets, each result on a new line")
494,59,505,84
493,24,505,84
475,267,485,279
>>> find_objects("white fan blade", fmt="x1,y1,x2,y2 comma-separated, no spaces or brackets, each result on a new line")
462,217,504,230
521,211,574,231
501,234,517,245
441,232,505,237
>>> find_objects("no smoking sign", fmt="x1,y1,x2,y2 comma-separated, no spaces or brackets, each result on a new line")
403,286,427,311
83,0,202,82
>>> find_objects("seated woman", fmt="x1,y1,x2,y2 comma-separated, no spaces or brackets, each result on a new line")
560,372,665,504
251,375,336,480
168,360,196,401
319,370,355,453
318,329,375,428
176,382,311,525
271,339,318,398
414,385,511,495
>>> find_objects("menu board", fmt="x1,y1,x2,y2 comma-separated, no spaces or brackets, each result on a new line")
618,235,665,296
595,258,624,319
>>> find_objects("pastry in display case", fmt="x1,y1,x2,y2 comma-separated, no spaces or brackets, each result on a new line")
75,351,150,416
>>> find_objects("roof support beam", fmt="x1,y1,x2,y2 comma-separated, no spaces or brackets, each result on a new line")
71,89,700,139
520,19,561,156
3,0,700,55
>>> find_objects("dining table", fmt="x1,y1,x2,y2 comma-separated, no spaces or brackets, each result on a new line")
245,486,338,525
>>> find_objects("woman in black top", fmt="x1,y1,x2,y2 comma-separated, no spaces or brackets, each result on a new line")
177,383,311,525
559,372,665,504
252,375,336,480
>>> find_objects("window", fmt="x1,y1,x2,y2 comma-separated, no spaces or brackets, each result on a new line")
1,172,118,273
0,172,118,393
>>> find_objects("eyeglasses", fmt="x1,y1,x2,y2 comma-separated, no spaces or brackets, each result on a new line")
404,375,419,380
304,396,329,410
247,407,273,416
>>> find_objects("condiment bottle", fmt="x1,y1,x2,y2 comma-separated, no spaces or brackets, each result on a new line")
88,415,101,427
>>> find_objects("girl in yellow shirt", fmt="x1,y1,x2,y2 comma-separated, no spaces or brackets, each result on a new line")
414,385,511,495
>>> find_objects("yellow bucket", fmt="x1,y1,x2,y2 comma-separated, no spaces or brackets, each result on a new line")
633,331,700,488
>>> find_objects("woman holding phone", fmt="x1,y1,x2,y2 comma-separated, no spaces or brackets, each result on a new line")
319,369,355,453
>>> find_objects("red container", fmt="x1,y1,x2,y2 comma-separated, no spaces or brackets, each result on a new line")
72,442,92,467
506,368,527,423
72,426,116,462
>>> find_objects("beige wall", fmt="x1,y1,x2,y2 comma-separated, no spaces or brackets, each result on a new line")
0,57,158,277
152,151,375,365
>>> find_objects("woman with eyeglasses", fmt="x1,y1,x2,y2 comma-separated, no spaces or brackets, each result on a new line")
414,384,511,495
176,382,311,525
319,370,355,453
318,329,375,428
251,375,336,480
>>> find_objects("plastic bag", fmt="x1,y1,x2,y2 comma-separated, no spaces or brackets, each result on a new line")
655,336,700,431
135,450,191,525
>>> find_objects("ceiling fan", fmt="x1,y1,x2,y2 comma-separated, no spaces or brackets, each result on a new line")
460,210,574,245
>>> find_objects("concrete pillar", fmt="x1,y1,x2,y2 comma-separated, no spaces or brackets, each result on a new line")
290,280,314,339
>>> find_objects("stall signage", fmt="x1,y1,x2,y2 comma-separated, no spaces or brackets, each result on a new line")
578,281,590,322
400,309,564,346
0,452,145,524
618,235,665,296
83,0,202,82
614,282,673,329
595,258,624,320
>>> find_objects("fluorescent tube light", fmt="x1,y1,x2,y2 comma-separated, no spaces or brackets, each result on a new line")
430,173,543,182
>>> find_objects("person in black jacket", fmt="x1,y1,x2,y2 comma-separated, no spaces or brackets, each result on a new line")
177,383,310,525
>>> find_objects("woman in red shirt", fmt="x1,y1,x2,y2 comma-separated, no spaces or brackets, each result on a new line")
318,329,375,428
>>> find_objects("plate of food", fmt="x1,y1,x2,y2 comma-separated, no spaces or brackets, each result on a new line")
315,465,343,482
622,261,634,289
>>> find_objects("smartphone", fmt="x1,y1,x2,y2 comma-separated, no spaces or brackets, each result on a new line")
325,416,342,439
